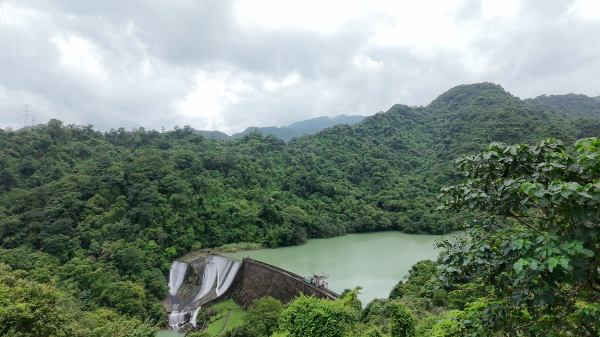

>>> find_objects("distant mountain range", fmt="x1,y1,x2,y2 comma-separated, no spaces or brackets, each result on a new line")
193,114,367,142
525,93,600,119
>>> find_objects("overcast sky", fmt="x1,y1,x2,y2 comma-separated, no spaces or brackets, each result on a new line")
1,0,599,133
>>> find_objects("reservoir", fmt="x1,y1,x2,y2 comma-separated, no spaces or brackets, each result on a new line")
223,231,448,305
156,231,449,335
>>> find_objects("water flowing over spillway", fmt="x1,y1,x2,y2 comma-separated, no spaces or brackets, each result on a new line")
168,261,188,296
192,261,216,303
166,255,241,329
215,255,241,296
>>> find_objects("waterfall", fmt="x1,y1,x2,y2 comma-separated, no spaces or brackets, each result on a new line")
168,311,188,329
191,261,217,303
165,255,241,329
190,307,201,327
214,256,241,296
168,261,188,296
215,256,233,287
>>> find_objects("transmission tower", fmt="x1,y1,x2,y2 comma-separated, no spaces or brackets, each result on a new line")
21,104,31,128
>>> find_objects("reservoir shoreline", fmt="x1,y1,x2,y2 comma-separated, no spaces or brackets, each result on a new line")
222,231,449,305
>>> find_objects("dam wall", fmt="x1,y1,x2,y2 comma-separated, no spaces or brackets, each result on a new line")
229,257,338,309
164,254,339,328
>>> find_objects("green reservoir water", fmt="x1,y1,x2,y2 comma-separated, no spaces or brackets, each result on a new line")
224,231,449,305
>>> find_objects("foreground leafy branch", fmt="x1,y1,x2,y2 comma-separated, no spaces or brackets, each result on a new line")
435,138,600,336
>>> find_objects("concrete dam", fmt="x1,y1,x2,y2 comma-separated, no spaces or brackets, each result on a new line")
164,254,339,328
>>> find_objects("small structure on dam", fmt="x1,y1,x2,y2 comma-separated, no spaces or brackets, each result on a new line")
164,253,339,329
305,272,329,289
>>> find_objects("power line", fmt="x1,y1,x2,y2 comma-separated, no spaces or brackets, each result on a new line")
8,2,22,104
0,0,22,104
0,0,21,122
0,54,19,120
0,1,20,104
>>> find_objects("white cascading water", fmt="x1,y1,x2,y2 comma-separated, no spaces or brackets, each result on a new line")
168,261,188,296
190,307,201,327
168,311,188,329
167,261,189,329
166,256,241,329
191,261,217,303
215,256,233,287
215,256,241,296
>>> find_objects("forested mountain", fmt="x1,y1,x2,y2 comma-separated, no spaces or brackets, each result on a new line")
193,114,367,142
1,82,599,330
192,130,230,140
525,93,600,118
284,114,367,130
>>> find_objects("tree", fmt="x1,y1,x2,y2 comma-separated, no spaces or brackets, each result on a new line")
278,294,360,337
244,296,284,336
100,281,147,319
389,303,415,337
0,264,78,337
388,280,405,300
436,138,600,336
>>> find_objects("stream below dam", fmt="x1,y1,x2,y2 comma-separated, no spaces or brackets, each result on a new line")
156,231,450,336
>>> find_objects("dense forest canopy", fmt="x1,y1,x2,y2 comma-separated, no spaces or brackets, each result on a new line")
525,93,600,119
0,82,599,332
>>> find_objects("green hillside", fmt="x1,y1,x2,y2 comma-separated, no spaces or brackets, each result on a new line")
192,129,231,140
525,92,600,118
0,83,598,331
285,114,366,130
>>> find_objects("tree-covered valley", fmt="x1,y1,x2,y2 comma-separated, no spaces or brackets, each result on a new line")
1,83,599,336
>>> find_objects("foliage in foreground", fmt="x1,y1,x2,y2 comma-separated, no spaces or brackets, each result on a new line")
225,280,441,337
0,263,157,337
435,138,600,336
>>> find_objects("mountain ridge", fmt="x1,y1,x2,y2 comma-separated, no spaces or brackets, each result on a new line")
192,114,367,142
524,92,600,119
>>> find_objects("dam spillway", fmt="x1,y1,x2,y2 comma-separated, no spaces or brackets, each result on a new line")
166,254,241,328
164,253,338,329
168,261,188,297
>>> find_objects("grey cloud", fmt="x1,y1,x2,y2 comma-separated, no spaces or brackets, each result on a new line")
1,0,599,133
455,0,482,21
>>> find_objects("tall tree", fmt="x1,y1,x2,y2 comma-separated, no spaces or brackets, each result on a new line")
436,138,600,336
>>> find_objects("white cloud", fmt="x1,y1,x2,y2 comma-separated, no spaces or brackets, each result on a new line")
353,54,383,71
174,70,255,131
568,0,600,19
51,35,105,80
263,73,302,90
1,0,599,131
235,0,372,34
481,0,520,20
